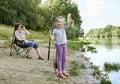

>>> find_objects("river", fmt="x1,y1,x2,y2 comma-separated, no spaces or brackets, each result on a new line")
85,38,120,84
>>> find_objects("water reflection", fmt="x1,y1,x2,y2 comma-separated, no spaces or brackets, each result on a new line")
85,37,120,84
89,37,120,49
109,71,120,84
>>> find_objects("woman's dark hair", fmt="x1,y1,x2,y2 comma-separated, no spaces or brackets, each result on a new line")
12,23,22,41
15,23,21,31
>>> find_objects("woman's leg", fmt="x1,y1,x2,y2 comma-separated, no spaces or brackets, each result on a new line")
26,47,32,58
24,41,34,58
35,48,41,57
33,42,44,60
35,48,44,60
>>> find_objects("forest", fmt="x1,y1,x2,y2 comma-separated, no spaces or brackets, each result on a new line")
0,0,84,39
86,25,120,38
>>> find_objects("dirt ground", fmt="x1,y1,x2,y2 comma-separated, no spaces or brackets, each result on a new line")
0,42,97,84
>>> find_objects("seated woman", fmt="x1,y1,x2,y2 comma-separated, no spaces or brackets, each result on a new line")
14,23,44,60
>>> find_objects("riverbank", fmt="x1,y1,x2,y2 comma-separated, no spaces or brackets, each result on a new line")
0,41,98,84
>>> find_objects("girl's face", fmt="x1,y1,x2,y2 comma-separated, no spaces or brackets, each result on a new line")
56,19,63,28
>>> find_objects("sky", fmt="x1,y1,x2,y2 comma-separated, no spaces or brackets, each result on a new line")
73,0,120,33
41,0,120,33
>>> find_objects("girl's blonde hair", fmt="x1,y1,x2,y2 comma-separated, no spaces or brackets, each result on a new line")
56,16,64,22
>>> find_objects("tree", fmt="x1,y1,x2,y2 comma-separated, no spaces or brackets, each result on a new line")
86,25,120,38
0,0,83,39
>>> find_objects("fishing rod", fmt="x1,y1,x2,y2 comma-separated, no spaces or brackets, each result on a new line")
48,2,53,61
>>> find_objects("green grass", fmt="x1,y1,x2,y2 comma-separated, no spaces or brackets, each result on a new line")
0,24,97,51
80,63,86,69
0,24,13,28
0,24,97,52
27,30,49,42
0,24,49,40
68,40,90,50
0,26,13,40
46,77,54,81
69,61,79,76
0,24,49,47
68,40,97,53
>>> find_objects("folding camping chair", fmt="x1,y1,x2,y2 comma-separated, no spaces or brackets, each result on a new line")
9,29,27,57
9,41,27,57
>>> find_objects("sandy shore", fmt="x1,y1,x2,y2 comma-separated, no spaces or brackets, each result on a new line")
0,42,97,84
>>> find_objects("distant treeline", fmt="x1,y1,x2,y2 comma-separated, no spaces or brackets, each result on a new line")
0,0,84,39
86,25,120,38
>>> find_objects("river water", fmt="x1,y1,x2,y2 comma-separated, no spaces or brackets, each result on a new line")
85,38,120,84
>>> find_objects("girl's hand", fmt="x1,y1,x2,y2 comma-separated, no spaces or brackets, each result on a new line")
65,20,74,29
49,30,53,35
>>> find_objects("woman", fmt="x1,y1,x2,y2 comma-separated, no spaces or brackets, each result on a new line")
14,23,44,60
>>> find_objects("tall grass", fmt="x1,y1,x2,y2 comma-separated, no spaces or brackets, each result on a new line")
69,61,79,76
104,62,120,72
0,26,13,40
0,25,49,47
27,30,49,41
68,40,97,53
100,78,112,84
91,62,120,84
68,40,91,50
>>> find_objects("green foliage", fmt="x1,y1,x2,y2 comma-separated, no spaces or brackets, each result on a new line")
0,31,11,40
0,25,48,47
94,39,100,44
0,0,83,37
0,0,84,39
104,62,120,72
90,65,112,83
91,62,120,84
4,39,11,48
66,13,83,40
66,25,81,40
87,46,97,53
69,61,79,76
0,0,40,28
80,63,86,69
68,39,97,53
0,27,13,40
86,25,120,38
27,30,48,41
100,78,112,84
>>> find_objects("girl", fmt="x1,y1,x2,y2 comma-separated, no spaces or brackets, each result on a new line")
50,16,74,78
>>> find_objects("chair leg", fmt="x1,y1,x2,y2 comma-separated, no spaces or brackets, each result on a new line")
9,43,27,57
17,48,27,57
9,44,16,56
9,45,13,56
